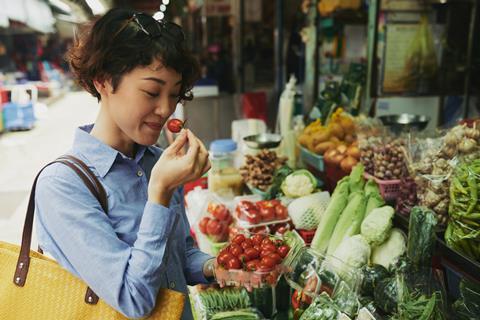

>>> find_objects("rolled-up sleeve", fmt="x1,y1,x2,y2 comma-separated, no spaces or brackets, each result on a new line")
35,167,178,319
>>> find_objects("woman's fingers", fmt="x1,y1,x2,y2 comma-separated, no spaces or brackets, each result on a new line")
166,129,188,155
185,130,200,160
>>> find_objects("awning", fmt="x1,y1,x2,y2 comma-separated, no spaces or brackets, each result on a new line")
0,0,55,33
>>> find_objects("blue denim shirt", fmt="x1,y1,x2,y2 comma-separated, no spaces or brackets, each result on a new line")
35,124,212,319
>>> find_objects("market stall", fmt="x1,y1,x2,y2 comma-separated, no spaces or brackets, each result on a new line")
173,98,480,319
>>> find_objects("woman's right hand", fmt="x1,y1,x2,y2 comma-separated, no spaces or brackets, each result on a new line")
148,129,210,206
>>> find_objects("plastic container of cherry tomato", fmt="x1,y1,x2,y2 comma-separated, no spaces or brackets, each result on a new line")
214,233,292,288
233,197,291,230
285,247,362,301
195,195,235,255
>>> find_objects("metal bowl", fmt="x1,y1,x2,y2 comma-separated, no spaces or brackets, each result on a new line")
243,133,282,149
378,114,430,133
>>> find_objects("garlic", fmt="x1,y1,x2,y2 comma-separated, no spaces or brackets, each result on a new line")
458,138,477,154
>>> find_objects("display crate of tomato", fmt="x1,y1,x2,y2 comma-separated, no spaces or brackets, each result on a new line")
197,202,233,246
215,233,291,288
235,199,290,229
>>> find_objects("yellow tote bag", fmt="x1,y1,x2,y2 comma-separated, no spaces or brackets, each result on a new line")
0,156,185,320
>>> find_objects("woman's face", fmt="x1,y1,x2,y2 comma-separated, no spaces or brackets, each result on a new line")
101,60,182,147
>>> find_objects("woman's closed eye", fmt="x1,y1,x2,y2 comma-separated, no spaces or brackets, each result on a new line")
142,89,159,98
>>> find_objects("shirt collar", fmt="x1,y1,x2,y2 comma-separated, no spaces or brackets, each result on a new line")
73,124,154,177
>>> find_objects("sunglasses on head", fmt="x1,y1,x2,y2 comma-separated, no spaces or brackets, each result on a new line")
113,13,185,43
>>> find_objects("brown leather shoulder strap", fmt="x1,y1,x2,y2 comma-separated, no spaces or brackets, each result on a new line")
13,155,106,305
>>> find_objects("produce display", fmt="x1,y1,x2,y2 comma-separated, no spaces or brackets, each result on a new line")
239,150,288,192
198,202,233,243
185,110,480,320
298,109,360,173
287,191,330,231
193,287,262,320
215,233,291,287
411,124,480,225
446,159,480,262
235,199,289,227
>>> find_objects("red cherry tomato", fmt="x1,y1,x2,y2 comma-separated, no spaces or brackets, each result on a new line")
242,239,253,249
237,200,256,210
244,247,260,260
292,290,301,310
251,234,265,245
229,243,243,257
226,257,241,270
261,238,274,247
253,245,262,253
259,256,276,269
198,217,210,234
212,204,230,221
259,207,275,221
277,245,290,258
275,205,288,220
166,118,184,133
238,253,248,263
268,253,282,264
262,244,277,253
269,199,281,207
246,259,260,271
274,239,283,247
232,234,246,245
217,252,234,266
206,219,222,235
276,226,288,235
246,210,260,224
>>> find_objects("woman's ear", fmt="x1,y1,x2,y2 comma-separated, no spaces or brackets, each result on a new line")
93,78,113,98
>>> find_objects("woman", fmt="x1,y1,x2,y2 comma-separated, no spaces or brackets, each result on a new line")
35,8,214,319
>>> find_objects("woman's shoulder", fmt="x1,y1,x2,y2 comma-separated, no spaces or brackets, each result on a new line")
37,154,94,185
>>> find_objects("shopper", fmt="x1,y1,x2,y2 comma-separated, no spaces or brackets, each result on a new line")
34,8,214,319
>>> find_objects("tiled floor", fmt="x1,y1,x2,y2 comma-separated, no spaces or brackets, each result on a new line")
0,91,98,244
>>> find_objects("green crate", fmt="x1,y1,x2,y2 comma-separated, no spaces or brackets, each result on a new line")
300,146,325,172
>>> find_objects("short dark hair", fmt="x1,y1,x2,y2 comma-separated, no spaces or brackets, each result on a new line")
67,8,199,102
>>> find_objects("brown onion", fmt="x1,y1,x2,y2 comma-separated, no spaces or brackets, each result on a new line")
346,145,360,159
340,156,358,172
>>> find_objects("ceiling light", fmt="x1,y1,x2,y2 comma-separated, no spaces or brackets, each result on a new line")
160,4,167,12
162,0,170,5
85,0,106,15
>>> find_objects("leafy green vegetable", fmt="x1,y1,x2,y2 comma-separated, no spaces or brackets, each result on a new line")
311,177,350,253
326,191,367,255
374,277,398,315
364,179,381,198
407,206,437,269
265,165,293,200
371,228,407,270
365,193,385,218
349,163,365,193
329,235,371,275
393,275,445,320
361,264,390,297
281,169,317,198
197,288,251,319
360,206,394,246
210,309,262,320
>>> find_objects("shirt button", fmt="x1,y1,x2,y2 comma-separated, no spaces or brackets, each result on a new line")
137,170,143,177
169,281,176,289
